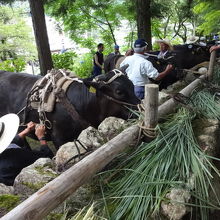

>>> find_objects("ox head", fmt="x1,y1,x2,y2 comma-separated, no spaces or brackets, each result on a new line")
83,66,140,119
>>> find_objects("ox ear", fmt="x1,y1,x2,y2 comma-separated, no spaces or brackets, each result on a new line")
83,79,110,94
119,64,129,73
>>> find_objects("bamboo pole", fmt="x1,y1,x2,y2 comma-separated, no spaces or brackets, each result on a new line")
144,84,159,128
207,51,217,81
2,75,206,220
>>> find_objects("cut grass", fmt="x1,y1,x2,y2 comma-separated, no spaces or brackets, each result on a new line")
100,107,220,220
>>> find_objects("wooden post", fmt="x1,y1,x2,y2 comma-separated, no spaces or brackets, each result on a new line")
144,84,159,128
1,125,139,220
207,51,217,81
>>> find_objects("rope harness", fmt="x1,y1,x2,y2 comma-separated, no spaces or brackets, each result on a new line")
24,69,84,129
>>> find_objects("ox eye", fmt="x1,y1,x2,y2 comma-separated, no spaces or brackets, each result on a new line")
116,89,123,96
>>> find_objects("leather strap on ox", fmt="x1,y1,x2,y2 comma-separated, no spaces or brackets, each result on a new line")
54,87,88,128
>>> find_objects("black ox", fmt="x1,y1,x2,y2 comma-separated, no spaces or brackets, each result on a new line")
0,69,140,148
104,43,210,90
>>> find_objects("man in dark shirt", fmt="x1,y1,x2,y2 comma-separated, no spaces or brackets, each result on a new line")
0,114,53,186
92,43,104,77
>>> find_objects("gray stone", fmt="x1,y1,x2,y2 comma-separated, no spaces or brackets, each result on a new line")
163,80,186,93
0,183,14,195
98,117,127,141
55,141,88,169
185,72,197,83
78,126,103,149
161,188,190,220
14,158,57,197
159,92,170,105
195,119,219,155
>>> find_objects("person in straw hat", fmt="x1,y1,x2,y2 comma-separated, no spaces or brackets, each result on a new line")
0,114,53,186
186,36,200,45
155,39,173,59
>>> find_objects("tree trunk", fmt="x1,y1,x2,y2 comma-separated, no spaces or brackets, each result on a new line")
135,0,152,50
29,0,53,75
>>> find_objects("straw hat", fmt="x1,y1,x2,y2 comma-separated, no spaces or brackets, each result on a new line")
155,39,173,50
0,114,20,154
187,36,199,44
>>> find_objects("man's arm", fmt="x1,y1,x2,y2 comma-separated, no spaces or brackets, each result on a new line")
11,122,35,148
210,45,220,53
34,124,53,158
18,122,35,139
155,64,173,81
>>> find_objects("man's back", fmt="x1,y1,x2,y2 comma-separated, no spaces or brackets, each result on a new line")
120,54,158,86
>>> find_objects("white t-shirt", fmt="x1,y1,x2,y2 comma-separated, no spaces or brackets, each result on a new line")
157,50,168,59
120,53,159,86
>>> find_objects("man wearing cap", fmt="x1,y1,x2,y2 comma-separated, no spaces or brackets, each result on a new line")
119,39,173,99
155,39,173,59
108,45,121,56
0,114,53,186
113,45,121,55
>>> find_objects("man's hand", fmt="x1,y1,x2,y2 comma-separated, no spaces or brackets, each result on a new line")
18,121,36,138
210,45,220,53
165,64,173,72
35,124,46,140
26,121,36,133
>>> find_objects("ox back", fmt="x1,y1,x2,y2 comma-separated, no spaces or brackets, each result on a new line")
0,70,139,148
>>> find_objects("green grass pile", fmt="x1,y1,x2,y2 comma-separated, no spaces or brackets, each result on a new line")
101,107,220,220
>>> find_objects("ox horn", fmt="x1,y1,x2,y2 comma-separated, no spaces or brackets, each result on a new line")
119,64,129,73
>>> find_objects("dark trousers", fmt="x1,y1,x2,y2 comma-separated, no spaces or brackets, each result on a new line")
134,86,145,99
92,65,102,77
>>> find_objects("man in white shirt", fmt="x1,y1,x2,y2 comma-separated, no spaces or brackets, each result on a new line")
120,39,173,99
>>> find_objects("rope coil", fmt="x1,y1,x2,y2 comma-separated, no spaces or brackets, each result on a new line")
137,102,157,139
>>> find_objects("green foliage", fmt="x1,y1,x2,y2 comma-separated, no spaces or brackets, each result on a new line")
0,194,20,211
194,1,220,35
0,5,37,61
73,53,93,78
52,51,93,78
0,57,26,72
45,0,131,50
52,51,77,70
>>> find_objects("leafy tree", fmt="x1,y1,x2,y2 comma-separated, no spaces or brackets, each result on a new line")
45,0,126,51
150,0,196,43
0,0,53,75
52,51,77,70
0,5,36,61
194,0,220,35
0,57,26,72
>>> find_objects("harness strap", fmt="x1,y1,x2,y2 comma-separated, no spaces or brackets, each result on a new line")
54,87,89,128
93,69,125,85
104,94,138,107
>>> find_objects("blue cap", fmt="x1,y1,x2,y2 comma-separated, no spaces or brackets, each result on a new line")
114,45,119,49
134,39,148,48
